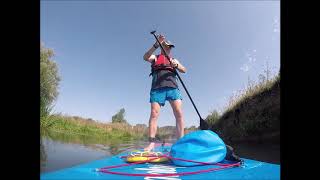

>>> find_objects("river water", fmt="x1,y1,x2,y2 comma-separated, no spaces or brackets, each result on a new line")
40,130,280,173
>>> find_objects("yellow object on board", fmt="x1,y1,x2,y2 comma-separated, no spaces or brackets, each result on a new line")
126,151,169,163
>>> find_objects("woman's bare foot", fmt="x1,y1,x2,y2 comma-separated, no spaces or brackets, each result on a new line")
144,142,155,152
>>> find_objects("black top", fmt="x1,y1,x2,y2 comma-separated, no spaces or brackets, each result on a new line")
151,69,178,90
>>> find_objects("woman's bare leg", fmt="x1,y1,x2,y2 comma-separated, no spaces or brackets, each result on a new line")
169,100,185,139
144,102,161,151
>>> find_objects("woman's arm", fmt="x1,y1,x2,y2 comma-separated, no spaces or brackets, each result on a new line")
172,58,186,73
143,45,157,63
143,35,165,63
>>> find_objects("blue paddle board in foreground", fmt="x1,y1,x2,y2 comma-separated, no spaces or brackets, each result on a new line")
41,145,280,180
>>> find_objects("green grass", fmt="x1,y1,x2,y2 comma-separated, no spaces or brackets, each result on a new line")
41,114,147,141
40,100,58,130
40,113,199,143
206,72,280,143
225,74,280,114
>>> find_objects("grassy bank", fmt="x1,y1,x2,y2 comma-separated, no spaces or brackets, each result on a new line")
40,115,148,141
41,114,198,142
206,73,280,143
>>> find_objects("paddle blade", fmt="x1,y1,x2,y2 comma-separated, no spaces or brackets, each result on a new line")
200,118,209,130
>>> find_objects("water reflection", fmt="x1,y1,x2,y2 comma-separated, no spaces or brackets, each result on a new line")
230,142,280,164
40,138,47,172
40,130,147,173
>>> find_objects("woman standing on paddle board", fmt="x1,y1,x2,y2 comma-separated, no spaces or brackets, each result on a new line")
143,34,187,151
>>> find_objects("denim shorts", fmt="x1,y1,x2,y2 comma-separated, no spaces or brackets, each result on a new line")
150,87,183,106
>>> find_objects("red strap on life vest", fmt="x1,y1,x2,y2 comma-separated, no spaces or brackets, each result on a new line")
151,54,174,72
155,54,170,66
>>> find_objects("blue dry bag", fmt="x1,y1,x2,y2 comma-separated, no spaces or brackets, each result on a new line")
170,130,227,166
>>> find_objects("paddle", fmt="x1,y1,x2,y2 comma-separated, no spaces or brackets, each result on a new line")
150,30,209,130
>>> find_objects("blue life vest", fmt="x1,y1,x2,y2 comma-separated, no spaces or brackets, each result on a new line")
170,130,227,166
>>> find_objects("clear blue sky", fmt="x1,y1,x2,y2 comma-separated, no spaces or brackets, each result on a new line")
40,1,280,127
